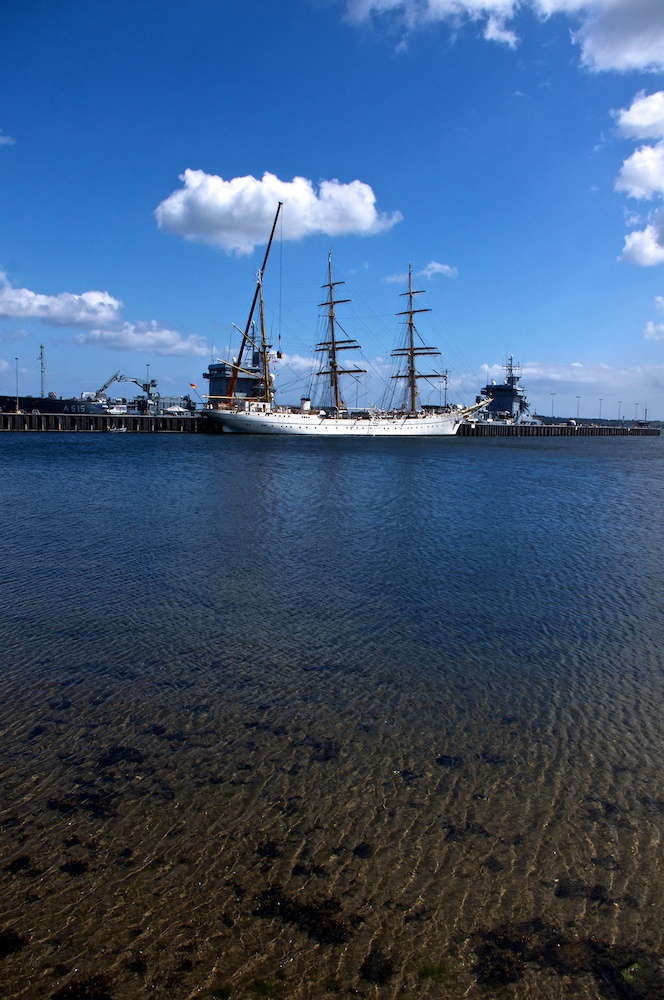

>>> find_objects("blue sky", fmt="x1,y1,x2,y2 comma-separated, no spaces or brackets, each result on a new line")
1,0,664,418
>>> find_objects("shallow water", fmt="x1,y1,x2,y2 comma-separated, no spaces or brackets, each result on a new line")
0,432,663,998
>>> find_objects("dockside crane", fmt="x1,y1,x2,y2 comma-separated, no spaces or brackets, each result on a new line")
93,371,158,405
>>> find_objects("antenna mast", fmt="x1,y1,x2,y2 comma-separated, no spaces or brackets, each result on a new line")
39,344,45,398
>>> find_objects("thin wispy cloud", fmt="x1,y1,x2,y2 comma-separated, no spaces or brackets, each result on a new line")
644,296,664,340
76,323,208,357
385,261,458,283
0,274,206,356
420,260,458,279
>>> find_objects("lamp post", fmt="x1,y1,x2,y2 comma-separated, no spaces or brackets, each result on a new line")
634,402,638,422
550,392,556,420
576,395,581,419
15,357,19,412
599,398,603,420
617,400,622,421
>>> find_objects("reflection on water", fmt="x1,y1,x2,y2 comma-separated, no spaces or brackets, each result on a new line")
0,433,663,998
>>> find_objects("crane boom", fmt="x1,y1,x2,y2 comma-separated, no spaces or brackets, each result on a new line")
94,372,157,401
224,202,282,406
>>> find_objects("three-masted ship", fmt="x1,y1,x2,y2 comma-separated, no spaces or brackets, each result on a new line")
205,205,487,436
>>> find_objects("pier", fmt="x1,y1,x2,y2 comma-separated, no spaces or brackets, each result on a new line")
0,412,201,433
458,422,659,437
0,411,659,436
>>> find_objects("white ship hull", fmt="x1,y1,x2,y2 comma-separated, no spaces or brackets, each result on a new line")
207,406,465,436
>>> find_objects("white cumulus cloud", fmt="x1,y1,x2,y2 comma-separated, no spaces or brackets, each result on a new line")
615,93,664,266
616,141,664,200
155,169,402,255
343,0,664,73
621,220,664,266
615,90,664,139
0,130,16,147
0,272,122,327
574,0,664,73
75,322,209,357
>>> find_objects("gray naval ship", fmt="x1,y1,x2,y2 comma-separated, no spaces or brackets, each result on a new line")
476,356,539,425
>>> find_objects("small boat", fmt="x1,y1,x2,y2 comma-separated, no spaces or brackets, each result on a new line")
205,205,486,436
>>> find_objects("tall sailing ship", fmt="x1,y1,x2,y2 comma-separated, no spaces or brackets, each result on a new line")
204,204,487,436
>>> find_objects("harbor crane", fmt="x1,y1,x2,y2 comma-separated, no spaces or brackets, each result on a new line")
93,371,158,401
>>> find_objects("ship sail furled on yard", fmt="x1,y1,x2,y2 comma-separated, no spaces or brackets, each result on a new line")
205,206,486,436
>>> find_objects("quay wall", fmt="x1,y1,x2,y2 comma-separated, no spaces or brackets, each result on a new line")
458,423,659,437
0,412,659,436
0,412,201,433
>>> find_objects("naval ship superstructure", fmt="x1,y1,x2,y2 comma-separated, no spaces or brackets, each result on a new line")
476,356,538,424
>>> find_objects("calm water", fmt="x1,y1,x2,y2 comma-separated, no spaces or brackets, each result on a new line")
0,432,663,999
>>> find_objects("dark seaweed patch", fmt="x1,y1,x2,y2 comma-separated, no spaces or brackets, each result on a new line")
61,860,88,876
309,740,340,762
125,953,147,975
473,918,554,986
444,821,491,841
256,840,281,859
3,855,39,876
50,973,113,998
473,919,664,997
352,841,373,859
641,796,664,815
97,746,144,769
553,880,614,905
435,755,463,768
253,883,354,944
360,947,394,985
481,856,504,873
397,769,420,785
0,929,27,959
48,788,117,819
417,961,451,983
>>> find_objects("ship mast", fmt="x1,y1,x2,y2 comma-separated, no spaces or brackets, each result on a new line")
391,265,441,413
315,254,365,412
